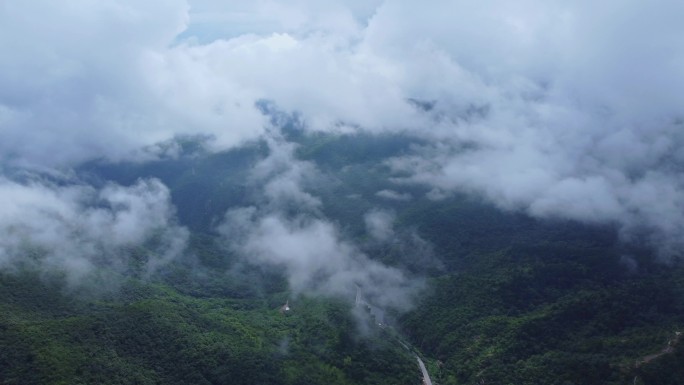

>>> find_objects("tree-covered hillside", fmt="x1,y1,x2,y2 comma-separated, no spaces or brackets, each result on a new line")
0,269,417,385
2,132,683,385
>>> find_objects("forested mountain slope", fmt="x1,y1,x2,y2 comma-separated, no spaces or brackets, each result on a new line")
2,132,683,385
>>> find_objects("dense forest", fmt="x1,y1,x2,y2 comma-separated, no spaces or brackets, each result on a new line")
2,128,683,385
0,249,417,385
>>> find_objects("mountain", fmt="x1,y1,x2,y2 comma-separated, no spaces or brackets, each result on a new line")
1,130,683,385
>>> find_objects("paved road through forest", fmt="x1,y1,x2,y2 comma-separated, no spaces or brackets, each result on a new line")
416,356,433,385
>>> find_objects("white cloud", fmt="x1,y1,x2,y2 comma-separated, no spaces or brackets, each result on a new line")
0,0,267,168
220,209,417,310
2,0,684,261
184,0,383,40
249,132,322,209
217,131,422,310
364,209,395,241
375,189,412,201
0,177,188,284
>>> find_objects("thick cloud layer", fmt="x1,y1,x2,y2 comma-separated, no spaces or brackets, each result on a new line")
374,1,684,258
2,1,684,264
0,0,268,167
0,177,188,284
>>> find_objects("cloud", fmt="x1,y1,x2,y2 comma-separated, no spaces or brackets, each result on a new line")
368,1,684,259
217,131,422,311
375,189,412,201
0,0,440,169
2,0,684,263
183,0,383,40
364,209,395,241
220,209,418,310
249,132,322,210
0,177,188,285
0,0,267,168
363,209,440,273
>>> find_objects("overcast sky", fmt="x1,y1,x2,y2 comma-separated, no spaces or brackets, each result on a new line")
1,0,684,283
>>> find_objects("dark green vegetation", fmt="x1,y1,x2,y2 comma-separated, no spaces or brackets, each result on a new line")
3,126,684,384
293,130,684,384
0,269,417,385
400,218,684,385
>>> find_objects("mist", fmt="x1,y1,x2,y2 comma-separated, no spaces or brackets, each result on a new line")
1,0,683,285
0,176,188,286
217,132,424,311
